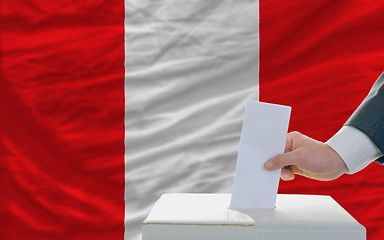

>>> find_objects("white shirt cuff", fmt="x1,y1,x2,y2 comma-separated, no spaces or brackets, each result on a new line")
326,126,383,174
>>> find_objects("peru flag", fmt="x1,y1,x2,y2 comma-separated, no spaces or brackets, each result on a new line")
2,1,384,240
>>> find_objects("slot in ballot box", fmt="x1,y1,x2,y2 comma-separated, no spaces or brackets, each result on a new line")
142,193,365,240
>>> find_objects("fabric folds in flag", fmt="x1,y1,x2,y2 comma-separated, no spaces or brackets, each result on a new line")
1,1,125,240
260,2,384,240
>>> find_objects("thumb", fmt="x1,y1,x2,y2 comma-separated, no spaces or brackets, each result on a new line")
264,150,301,171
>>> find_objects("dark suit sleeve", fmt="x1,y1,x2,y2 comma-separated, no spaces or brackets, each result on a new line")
345,72,384,164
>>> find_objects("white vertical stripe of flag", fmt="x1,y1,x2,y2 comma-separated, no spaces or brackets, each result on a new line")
124,1,259,239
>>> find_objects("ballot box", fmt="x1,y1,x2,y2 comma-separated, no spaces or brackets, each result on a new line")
142,193,365,240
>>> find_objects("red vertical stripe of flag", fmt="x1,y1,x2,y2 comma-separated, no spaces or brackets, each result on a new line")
1,1,125,240
260,1,384,240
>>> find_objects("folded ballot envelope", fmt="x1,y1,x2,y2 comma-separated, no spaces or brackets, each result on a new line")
142,193,366,240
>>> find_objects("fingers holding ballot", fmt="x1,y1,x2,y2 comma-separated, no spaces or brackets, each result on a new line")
264,131,348,181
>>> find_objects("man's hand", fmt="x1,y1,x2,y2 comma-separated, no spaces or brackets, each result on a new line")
264,131,348,181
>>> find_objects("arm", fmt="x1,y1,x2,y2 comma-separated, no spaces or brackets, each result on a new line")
326,126,382,174
264,72,384,180
344,72,384,164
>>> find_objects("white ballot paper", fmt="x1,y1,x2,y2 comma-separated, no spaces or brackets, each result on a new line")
230,101,291,209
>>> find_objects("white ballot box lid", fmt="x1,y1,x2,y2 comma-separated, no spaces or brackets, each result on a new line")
142,193,366,240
